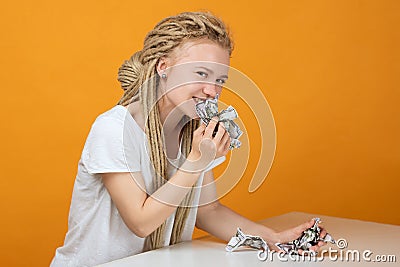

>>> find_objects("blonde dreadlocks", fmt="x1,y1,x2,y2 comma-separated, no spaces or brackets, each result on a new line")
116,11,233,250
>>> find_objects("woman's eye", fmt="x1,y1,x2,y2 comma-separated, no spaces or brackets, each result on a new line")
196,71,208,78
216,79,226,85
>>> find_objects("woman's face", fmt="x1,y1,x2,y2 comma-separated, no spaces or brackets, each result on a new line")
158,39,230,120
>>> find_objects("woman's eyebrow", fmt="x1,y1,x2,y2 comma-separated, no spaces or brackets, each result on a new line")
195,66,229,79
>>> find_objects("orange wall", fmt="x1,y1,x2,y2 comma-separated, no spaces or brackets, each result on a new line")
1,0,399,266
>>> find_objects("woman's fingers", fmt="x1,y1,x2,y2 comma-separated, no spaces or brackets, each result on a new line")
318,226,327,247
213,121,226,141
204,117,219,138
192,123,206,146
193,123,206,136
194,118,231,158
269,243,284,253
222,131,231,152
211,122,231,156
319,226,327,239
292,219,314,237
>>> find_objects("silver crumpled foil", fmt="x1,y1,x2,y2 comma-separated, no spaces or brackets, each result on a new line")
195,96,242,149
226,218,336,261
225,228,269,260
275,218,335,255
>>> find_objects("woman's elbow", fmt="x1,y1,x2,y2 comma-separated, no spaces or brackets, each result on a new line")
195,201,220,229
123,218,153,238
128,224,152,238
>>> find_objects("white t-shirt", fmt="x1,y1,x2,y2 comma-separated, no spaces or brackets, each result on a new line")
50,105,224,267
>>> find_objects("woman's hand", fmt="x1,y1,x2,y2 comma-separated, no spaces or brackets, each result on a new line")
269,219,328,254
187,117,231,167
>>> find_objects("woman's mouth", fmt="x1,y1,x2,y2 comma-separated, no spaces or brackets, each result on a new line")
192,97,206,103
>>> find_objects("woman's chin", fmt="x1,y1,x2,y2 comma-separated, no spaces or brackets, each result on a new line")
184,109,199,120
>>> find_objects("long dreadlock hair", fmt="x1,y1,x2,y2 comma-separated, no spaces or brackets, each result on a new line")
116,11,233,250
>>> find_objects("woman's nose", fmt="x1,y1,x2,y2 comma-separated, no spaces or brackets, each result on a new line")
202,83,220,98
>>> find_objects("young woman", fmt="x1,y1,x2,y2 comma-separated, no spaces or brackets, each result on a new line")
51,11,326,266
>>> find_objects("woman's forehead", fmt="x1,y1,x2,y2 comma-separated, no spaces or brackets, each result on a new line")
170,39,230,66
168,61,230,78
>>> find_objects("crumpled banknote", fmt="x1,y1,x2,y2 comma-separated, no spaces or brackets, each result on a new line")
226,228,269,260
195,96,242,149
226,218,336,261
275,218,335,255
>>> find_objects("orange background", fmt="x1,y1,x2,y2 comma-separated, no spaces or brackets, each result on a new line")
1,0,399,266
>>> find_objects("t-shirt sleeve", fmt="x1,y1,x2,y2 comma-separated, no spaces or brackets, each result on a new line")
81,116,141,174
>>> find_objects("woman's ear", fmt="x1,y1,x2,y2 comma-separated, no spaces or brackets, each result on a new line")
156,57,168,76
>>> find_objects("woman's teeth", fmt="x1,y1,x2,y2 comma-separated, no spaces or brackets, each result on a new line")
193,97,206,103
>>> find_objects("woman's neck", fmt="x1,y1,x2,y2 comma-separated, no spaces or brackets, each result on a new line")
126,99,185,159
158,99,185,137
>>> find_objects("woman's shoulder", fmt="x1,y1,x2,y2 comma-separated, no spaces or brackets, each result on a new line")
90,105,136,131
94,105,127,124
87,105,144,143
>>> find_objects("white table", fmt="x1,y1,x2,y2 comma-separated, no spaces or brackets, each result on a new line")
98,212,400,266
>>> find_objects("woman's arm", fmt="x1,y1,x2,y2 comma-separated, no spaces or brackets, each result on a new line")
195,170,278,243
102,168,200,238
102,118,231,238
196,199,280,243
196,170,325,250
